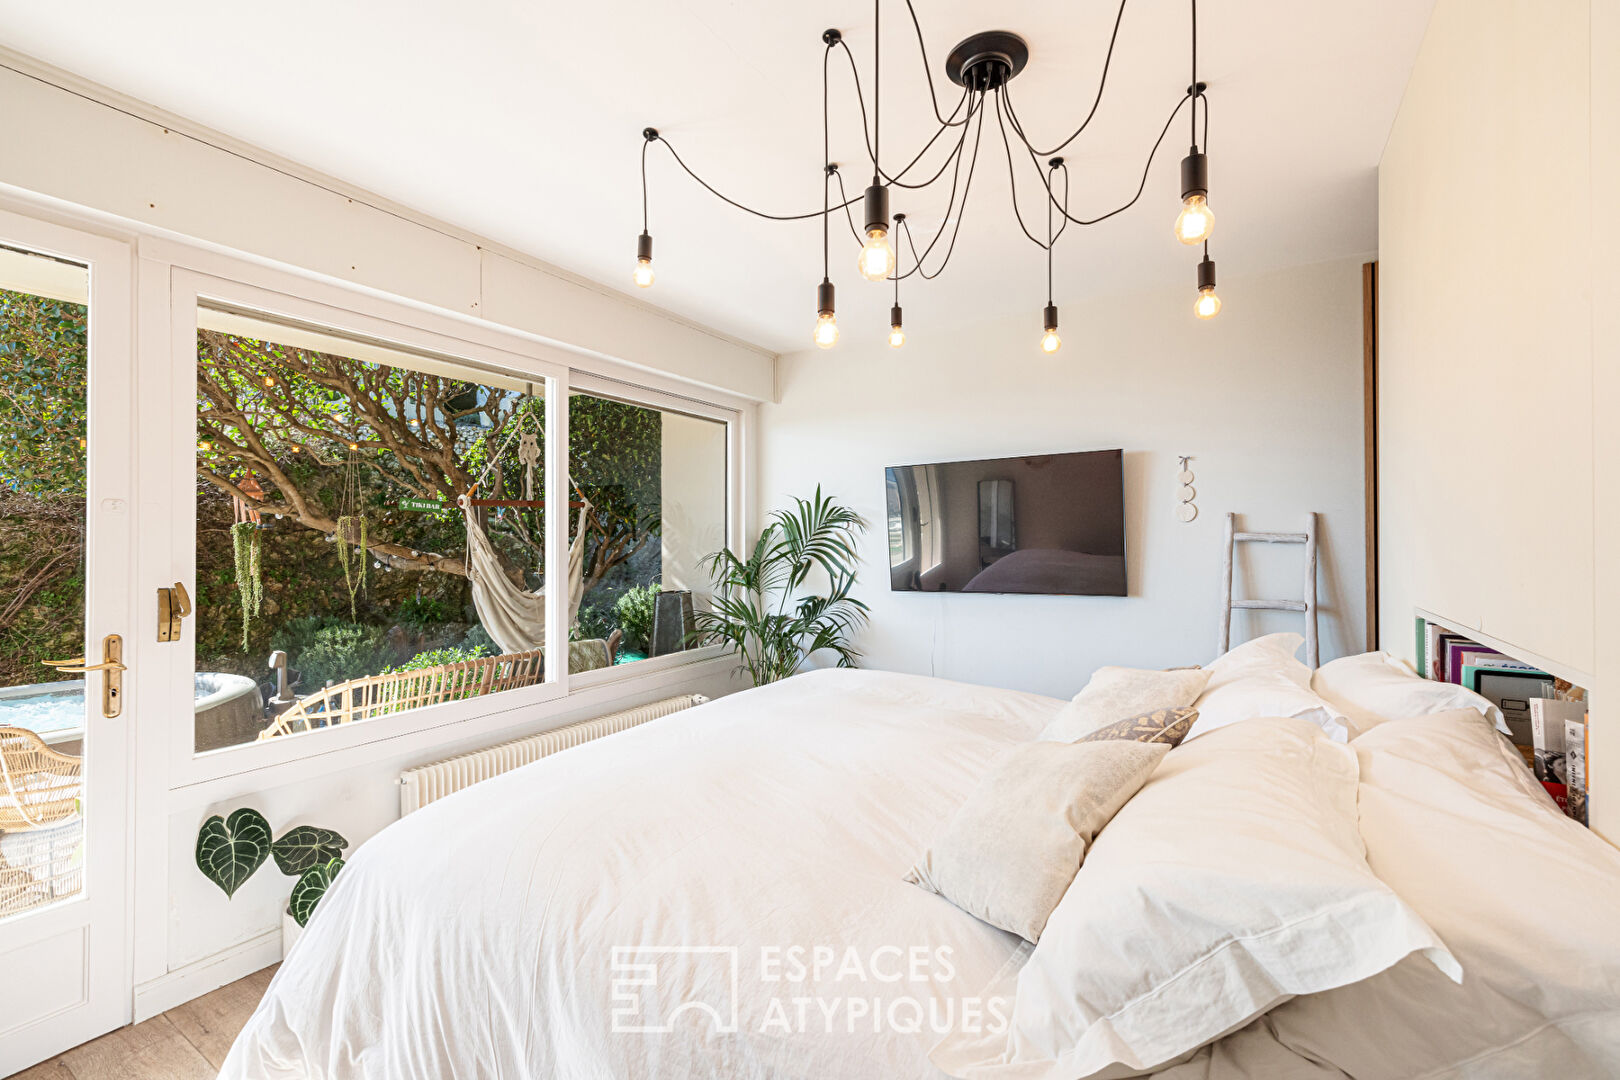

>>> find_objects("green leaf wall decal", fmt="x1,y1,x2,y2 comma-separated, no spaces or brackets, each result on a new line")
271,825,349,876
288,857,344,928
195,808,272,898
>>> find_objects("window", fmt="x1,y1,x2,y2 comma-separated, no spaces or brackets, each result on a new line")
192,306,551,752
567,388,728,671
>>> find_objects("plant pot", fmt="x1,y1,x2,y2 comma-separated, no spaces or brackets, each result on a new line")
281,910,303,959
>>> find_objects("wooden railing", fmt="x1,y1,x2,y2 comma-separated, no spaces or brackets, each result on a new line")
259,649,543,740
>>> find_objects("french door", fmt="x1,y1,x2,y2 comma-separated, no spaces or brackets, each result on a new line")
0,212,134,1073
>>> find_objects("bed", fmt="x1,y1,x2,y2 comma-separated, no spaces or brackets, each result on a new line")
221,663,1620,1080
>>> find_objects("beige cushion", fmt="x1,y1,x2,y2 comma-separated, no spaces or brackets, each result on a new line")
1038,667,1211,742
904,739,1167,944
1074,706,1198,747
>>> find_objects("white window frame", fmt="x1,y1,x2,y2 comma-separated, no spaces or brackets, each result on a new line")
563,370,744,691
144,245,749,790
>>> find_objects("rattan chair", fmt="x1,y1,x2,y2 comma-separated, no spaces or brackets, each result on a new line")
0,726,83,830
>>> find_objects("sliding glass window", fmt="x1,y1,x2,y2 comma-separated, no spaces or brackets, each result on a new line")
192,306,550,752
566,389,728,672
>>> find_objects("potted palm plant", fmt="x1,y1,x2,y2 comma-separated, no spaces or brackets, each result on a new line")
692,487,867,685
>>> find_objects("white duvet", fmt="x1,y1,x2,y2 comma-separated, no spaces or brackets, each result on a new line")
222,669,1065,1080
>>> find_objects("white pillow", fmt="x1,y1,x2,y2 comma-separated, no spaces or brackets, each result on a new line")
905,739,1169,943
930,715,1458,1080
1038,666,1211,742
1312,649,1510,736
1185,633,1348,742
1256,709,1620,1075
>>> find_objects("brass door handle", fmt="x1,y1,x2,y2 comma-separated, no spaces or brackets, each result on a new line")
43,635,125,718
49,659,128,674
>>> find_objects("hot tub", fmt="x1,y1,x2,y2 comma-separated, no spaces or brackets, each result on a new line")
0,673,264,751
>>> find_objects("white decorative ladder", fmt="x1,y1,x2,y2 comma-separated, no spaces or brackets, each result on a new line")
1219,512,1319,668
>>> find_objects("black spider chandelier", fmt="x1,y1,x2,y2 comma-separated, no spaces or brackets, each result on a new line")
635,0,1220,352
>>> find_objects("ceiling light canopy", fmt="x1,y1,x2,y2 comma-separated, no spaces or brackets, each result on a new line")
635,0,1224,351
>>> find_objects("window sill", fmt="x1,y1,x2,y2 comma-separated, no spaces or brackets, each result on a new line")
165,650,743,807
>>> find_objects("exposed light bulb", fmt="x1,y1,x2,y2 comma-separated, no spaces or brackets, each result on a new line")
857,228,895,282
262,374,276,388
1195,287,1222,320
889,325,906,349
814,312,840,349
633,231,655,288
1041,330,1062,354
1175,194,1215,245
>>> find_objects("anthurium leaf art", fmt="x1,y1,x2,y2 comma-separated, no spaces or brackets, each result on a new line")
288,857,344,928
271,825,349,876
195,808,273,898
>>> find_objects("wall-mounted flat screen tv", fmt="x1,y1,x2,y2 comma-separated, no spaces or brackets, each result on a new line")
884,449,1126,595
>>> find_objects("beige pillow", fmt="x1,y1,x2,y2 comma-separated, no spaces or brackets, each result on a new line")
1075,706,1198,747
1039,666,1210,742
904,739,1167,943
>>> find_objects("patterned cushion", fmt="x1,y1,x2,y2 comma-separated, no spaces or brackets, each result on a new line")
1073,706,1198,747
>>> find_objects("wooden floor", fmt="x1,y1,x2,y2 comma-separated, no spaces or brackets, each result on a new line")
7,966,277,1080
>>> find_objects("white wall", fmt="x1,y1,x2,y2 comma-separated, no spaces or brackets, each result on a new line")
1378,0,1617,841
0,54,767,1015
758,258,1369,700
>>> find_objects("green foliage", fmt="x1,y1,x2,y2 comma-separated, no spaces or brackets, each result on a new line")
571,602,615,642
335,514,368,619
195,808,273,898
459,624,496,654
288,857,344,928
614,584,662,654
269,616,388,689
385,643,491,673
196,811,347,929
270,825,349,876
396,595,449,632
231,521,263,650
692,487,868,686
0,288,87,497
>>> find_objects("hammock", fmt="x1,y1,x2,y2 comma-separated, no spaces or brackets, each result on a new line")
462,499,590,654
457,408,591,654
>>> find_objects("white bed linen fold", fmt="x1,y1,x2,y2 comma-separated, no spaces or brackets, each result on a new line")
221,669,1063,1080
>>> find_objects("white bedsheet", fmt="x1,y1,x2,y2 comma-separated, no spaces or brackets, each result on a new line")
221,669,1068,1080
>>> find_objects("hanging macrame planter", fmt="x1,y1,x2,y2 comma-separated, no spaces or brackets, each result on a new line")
231,520,263,650
335,446,368,620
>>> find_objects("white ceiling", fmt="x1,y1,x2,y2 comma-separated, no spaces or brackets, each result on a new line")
0,1,1433,355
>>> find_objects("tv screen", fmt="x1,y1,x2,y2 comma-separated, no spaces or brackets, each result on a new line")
884,449,1126,595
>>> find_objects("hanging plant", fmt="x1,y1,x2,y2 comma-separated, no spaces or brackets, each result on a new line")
335,513,368,619
230,520,263,650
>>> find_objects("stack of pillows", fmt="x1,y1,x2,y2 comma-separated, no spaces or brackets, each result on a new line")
904,632,1620,1079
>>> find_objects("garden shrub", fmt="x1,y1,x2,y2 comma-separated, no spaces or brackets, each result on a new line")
614,584,661,654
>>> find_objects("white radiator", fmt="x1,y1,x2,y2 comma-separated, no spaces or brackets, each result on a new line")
398,694,708,815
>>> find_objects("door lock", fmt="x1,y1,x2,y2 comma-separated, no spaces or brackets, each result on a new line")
158,581,192,642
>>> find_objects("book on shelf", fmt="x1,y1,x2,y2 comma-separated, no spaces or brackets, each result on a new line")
1466,667,1556,749
1565,713,1589,827
1530,698,1582,786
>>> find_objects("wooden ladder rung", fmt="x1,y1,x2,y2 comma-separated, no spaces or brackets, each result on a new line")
1232,599,1308,612
1233,531,1309,544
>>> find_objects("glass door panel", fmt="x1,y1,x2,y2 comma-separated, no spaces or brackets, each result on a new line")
0,224,134,1073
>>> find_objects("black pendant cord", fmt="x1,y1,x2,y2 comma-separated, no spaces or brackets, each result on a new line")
836,40,972,190
1005,84,1194,227
873,0,880,184
834,84,983,245
1014,0,1133,157
1046,162,1054,305
1191,0,1199,146
894,98,989,282
640,137,650,233
902,0,971,127
823,44,831,281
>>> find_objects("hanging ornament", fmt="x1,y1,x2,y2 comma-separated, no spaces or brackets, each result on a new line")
1176,456,1198,523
